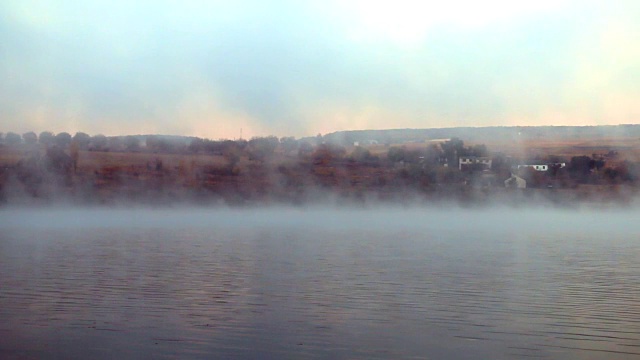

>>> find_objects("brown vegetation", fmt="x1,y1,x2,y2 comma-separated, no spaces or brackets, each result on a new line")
0,130,638,206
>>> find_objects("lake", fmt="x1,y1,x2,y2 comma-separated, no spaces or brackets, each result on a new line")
1,207,639,359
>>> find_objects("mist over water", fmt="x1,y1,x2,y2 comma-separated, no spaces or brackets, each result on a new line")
1,207,639,359
3,206,639,234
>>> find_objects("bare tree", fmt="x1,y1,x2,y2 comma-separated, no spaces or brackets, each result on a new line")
5,132,21,146
22,131,38,145
39,131,55,146
55,132,72,148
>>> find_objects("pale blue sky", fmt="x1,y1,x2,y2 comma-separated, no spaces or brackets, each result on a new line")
1,0,638,138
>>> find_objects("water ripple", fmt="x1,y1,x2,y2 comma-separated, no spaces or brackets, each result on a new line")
1,219,639,359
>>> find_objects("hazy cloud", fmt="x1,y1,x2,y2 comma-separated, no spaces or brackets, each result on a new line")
1,0,638,138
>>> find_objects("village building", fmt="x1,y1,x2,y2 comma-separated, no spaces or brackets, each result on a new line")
505,174,527,189
458,156,492,170
517,164,548,171
515,162,566,172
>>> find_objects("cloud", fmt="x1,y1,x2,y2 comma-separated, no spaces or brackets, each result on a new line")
0,1,639,138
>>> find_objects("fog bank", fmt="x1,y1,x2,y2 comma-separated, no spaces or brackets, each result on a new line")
2,207,637,238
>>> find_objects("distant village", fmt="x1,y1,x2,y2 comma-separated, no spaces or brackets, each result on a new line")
0,128,638,206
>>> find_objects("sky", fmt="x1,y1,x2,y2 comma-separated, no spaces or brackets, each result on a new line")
1,0,639,139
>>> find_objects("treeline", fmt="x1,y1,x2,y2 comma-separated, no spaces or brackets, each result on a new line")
0,131,144,152
0,131,310,156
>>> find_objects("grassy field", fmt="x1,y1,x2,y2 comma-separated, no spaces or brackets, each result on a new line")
0,148,230,169
3,134,640,171
76,151,229,170
360,137,640,160
0,148,25,165
484,137,640,159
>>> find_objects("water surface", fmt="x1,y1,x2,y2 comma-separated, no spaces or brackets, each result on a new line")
1,208,639,359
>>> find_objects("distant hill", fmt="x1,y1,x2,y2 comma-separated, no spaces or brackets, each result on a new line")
316,125,640,146
7,126,637,146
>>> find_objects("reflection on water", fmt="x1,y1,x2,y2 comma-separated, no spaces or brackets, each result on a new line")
1,209,639,359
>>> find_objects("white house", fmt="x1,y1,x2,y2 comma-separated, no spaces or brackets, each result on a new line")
459,156,492,170
517,164,548,172
505,174,527,188
516,162,566,172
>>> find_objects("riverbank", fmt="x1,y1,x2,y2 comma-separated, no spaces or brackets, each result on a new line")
1,138,638,207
